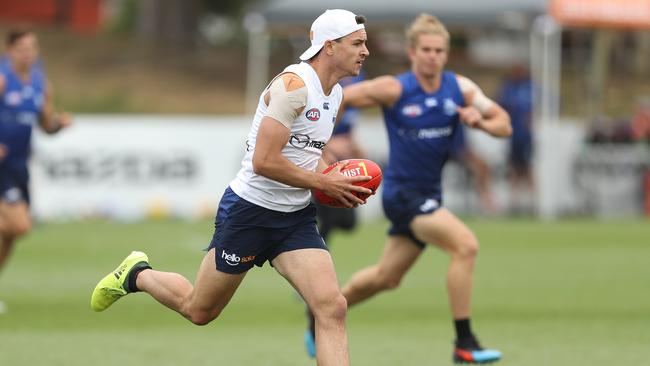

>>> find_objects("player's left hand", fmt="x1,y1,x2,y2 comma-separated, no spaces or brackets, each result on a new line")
456,106,483,128
57,112,73,129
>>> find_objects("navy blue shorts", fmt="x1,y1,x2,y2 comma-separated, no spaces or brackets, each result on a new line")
208,187,327,274
0,166,30,205
509,139,533,172
382,186,442,249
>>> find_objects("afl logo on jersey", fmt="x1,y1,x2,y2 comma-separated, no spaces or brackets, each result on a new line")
5,91,22,106
306,108,321,121
402,104,423,118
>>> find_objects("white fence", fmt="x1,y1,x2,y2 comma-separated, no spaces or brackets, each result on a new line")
30,114,648,221
31,115,246,221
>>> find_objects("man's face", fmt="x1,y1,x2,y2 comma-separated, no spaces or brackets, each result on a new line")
408,33,448,78
332,29,369,77
9,33,39,68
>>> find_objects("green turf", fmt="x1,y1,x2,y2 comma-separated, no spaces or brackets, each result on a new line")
0,218,648,365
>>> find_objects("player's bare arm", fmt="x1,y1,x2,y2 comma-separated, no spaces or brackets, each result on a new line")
343,75,402,109
39,81,72,134
253,73,371,207
316,157,331,173
0,74,6,95
457,74,512,137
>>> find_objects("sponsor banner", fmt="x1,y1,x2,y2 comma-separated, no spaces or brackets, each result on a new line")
549,0,650,29
31,115,249,220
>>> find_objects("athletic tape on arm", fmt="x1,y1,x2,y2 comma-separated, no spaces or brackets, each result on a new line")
458,75,494,115
266,75,308,129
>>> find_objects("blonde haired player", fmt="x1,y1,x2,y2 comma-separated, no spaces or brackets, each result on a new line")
91,9,370,366
337,13,511,363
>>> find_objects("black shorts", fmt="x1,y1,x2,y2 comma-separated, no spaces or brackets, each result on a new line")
509,139,533,172
0,166,30,205
382,186,442,249
208,187,327,274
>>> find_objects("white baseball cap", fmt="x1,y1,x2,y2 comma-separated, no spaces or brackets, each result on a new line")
299,9,366,61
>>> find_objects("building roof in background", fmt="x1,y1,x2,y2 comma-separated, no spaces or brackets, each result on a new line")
550,0,650,29
256,0,549,26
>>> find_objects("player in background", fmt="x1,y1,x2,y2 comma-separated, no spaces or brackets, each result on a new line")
497,65,534,215
304,72,366,357
338,14,511,364
91,9,370,366
0,30,72,312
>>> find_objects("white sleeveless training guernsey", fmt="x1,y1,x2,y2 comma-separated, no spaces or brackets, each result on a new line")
229,62,343,212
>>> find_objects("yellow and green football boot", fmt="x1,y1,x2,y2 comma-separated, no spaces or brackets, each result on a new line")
90,251,151,312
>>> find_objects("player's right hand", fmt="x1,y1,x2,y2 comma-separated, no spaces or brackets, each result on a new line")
319,160,372,208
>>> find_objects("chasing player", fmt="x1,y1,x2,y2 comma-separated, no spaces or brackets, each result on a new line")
0,30,72,312
338,14,511,364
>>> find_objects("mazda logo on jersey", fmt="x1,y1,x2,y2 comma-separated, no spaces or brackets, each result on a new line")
289,133,326,150
305,108,321,121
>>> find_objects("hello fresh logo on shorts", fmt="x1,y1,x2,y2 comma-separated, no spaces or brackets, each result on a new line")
222,250,255,266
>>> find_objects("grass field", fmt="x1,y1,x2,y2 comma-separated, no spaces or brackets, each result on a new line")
0,218,648,365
